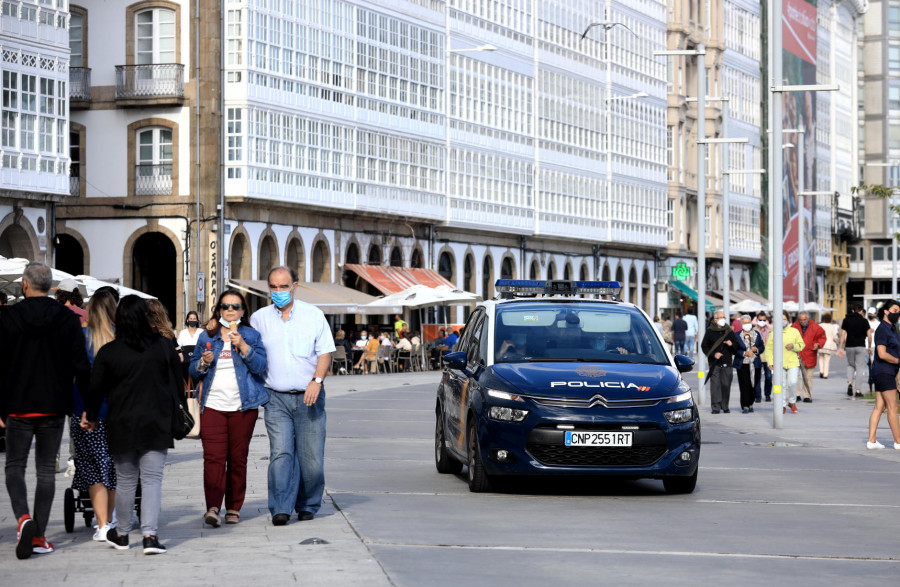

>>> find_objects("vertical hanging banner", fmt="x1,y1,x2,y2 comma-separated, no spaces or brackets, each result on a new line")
782,0,817,303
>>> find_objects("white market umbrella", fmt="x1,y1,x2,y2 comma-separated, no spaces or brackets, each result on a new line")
363,284,481,311
730,299,765,314
73,275,156,300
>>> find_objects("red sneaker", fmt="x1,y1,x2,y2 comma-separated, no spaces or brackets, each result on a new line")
16,515,35,560
789,403,799,414
31,537,54,554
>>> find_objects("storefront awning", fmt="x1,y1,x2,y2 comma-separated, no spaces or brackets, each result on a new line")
668,280,715,312
227,280,401,315
343,264,455,295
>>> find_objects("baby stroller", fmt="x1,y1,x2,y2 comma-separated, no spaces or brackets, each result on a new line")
64,482,141,533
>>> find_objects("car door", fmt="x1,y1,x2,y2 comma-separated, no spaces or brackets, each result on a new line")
445,310,484,453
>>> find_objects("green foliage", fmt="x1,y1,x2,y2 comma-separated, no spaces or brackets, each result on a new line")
853,183,900,239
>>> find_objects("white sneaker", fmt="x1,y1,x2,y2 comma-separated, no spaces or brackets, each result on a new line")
894,443,900,450
867,441,885,450
93,524,110,542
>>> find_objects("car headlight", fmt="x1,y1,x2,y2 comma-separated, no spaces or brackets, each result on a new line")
489,406,529,422
667,381,694,405
488,389,524,402
664,408,693,424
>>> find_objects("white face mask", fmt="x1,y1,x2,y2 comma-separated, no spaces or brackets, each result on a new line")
742,323,753,332
219,317,240,329
716,319,727,327
758,320,767,327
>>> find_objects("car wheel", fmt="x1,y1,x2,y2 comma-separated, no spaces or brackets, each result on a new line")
435,410,463,474
467,422,492,493
663,469,698,494
64,488,75,533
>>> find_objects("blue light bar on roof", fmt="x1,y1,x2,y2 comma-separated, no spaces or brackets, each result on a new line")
495,279,622,297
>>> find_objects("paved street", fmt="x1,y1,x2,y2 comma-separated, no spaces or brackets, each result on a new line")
3,355,900,585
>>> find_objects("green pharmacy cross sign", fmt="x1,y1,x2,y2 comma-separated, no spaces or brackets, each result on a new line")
671,262,691,282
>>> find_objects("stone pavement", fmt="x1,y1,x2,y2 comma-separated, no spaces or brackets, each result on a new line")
2,358,898,584
0,374,433,586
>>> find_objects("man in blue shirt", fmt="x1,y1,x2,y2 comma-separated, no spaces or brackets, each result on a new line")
683,309,699,360
251,266,334,525
445,329,460,351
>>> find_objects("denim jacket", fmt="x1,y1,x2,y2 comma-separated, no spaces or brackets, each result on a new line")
188,325,269,412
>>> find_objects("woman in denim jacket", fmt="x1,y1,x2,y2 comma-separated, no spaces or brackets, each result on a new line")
189,290,268,527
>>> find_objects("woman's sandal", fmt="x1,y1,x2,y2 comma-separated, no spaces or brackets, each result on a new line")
225,510,240,525
204,507,221,528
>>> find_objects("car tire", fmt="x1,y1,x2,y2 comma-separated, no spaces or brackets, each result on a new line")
663,469,698,494
467,422,492,493
435,410,463,474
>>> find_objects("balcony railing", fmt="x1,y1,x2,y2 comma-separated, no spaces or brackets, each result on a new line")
69,166,80,196
135,164,173,195
69,68,91,102
115,64,184,102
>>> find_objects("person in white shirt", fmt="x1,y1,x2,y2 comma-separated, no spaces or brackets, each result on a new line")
683,310,699,360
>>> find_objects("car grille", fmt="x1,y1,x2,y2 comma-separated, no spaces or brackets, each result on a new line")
526,394,664,409
526,443,667,467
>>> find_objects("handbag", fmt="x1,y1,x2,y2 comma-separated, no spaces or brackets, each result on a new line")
172,393,195,441
185,380,202,439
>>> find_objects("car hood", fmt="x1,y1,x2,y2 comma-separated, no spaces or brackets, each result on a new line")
490,362,681,399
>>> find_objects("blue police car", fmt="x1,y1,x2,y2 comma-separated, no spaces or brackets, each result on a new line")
434,280,700,493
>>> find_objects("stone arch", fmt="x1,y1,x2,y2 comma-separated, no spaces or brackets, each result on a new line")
546,260,556,280
257,230,279,280
602,262,611,282
563,261,573,281
285,232,305,280
481,253,494,300
437,248,455,283
642,266,652,311
579,262,589,281
463,253,475,292
389,245,403,267
311,236,331,282
122,222,184,321
500,254,515,280
410,247,424,268
367,242,382,265
228,226,252,282
0,212,39,260
54,226,91,276
628,266,638,305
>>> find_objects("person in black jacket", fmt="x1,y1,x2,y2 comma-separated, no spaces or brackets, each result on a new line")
701,309,746,414
85,295,182,555
0,262,92,559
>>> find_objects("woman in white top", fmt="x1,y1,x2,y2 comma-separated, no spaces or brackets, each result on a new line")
188,291,268,528
177,311,202,382
817,313,839,378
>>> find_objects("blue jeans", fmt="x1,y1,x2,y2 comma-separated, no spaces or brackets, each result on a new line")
673,339,686,355
684,335,696,360
264,388,326,516
755,363,772,399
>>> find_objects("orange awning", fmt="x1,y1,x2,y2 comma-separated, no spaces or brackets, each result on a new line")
344,264,455,295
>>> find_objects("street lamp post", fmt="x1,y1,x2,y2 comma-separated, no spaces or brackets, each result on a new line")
654,45,707,402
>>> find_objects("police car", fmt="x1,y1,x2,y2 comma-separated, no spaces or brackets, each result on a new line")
434,280,699,493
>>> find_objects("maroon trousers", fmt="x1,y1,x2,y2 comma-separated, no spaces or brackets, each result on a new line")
200,407,258,512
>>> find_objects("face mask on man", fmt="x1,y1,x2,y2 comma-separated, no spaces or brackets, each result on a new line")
716,319,727,327
889,313,900,325
742,323,753,332
800,321,809,328
270,289,292,308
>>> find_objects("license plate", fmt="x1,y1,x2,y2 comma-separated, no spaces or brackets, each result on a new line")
565,431,633,447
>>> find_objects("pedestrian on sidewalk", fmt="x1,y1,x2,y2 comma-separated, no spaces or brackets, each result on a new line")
838,303,872,398
0,262,92,560
866,300,900,450
754,313,772,401
793,311,826,403
765,312,804,414
190,290,268,528
251,266,334,525
737,315,765,413
683,307,699,360
867,307,880,393
85,295,181,555
817,313,839,378
672,313,688,355
701,310,745,414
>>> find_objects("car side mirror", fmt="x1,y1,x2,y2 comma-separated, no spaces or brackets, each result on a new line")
674,354,694,373
444,351,468,371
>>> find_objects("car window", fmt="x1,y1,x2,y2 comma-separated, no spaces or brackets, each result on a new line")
456,310,482,359
494,302,668,365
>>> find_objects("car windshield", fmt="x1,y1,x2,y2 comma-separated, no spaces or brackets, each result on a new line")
493,302,669,365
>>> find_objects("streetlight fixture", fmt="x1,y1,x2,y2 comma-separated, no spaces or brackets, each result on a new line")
655,45,707,398
444,43,497,225
769,0,840,427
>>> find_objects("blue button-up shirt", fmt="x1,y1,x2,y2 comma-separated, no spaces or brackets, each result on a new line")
250,301,335,392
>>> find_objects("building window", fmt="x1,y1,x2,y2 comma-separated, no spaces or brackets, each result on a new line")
136,126,172,195
136,8,176,64
70,7,86,67
666,198,674,243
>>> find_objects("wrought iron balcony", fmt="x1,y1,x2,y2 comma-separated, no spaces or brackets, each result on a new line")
115,64,185,105
69,165,81,197
69,68,91,103
135,164,173,196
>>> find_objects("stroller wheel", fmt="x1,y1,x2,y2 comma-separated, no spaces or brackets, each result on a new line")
64,488,75,533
